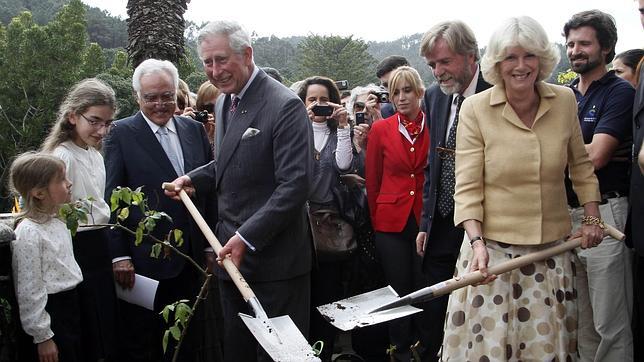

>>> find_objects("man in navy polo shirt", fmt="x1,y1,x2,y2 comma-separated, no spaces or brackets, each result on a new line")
564,10,635,362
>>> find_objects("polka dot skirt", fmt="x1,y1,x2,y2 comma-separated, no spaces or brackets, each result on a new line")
441,238,578,361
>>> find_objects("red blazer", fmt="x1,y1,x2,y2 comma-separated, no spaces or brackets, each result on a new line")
366,112,429,233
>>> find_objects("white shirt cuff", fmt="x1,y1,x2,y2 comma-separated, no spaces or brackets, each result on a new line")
236,231,256,251
112,256,132,264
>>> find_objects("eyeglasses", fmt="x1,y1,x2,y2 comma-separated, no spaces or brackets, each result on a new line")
80,113,113,129
141,92,176,107
353,101,366,111
436,146,455,160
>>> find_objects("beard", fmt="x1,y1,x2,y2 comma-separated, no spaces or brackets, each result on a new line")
438,65,474,95
569,54,603,74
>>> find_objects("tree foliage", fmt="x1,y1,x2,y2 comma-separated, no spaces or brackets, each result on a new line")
295,35,378,87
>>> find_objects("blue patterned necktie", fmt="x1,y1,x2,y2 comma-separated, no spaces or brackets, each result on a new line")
437,95,465,218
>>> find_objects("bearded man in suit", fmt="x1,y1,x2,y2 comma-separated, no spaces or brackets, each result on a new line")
167,20,313,362
415,20,492,360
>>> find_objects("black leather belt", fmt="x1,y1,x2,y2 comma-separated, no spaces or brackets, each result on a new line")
599,191,625,204
569,191,626,208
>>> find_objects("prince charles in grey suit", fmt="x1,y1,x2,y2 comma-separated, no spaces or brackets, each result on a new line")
168,20,313,362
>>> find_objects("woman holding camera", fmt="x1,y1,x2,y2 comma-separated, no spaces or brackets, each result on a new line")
365,66,431,361
297,76,356,360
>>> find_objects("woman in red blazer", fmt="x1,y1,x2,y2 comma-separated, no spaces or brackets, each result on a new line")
365,66,431,360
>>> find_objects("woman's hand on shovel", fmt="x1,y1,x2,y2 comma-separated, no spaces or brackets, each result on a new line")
217,233,247,268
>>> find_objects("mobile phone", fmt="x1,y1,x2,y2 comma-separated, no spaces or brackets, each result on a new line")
312,105,334,117
355,112,366,125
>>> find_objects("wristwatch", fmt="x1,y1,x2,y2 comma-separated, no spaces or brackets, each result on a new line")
469,236,485,246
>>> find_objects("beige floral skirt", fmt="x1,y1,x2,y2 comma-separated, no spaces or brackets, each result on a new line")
440,238,578,361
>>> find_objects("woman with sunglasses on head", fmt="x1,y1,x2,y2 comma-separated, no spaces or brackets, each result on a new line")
365,66,432,361
41,78,119,361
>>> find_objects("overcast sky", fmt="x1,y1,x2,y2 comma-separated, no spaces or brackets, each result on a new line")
82,0,642,54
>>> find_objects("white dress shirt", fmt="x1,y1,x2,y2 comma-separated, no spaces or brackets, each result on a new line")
445,65,480,142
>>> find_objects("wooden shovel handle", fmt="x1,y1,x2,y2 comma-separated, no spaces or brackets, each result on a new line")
161,182,255,301
426,223,624,299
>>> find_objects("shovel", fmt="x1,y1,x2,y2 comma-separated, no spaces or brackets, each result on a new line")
319,223,624,331
162,183,320,362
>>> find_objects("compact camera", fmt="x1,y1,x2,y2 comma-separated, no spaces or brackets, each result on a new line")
194,110,209,123
372,91,390,103
312,105,334,117
335,80,349,91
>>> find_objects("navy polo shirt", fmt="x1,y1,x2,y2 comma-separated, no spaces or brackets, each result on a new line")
567,70,634,199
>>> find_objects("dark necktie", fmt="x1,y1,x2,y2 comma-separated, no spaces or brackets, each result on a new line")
437,95,465,217
229,96,240,114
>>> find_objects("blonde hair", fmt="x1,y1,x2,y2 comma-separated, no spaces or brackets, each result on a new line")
41,78,117,152
481,16,560,86
388,66,425,97
196,81,221,111
9,152,66,223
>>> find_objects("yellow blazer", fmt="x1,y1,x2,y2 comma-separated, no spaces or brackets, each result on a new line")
454,81,600,245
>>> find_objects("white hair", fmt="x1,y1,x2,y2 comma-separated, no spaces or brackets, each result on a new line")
481,16,560,85
197,20,251,58
347,84,382,113
132,59,179,97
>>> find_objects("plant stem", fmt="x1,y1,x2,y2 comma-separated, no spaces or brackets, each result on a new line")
171,274,212,362
82,224,208,277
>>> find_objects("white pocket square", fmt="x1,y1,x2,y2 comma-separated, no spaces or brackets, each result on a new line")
242,127,260,140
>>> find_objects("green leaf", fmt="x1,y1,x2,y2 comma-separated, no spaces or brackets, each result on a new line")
131,192,143,206
144,218,156,232
169,325,181,341
150,243,162,258
160,305,171,323
135,226,144,246
173,229,184,247
174,303,192,327
117,207,129,221
157,212,172,222
122,188,132,205
162,330,169,352
110,188,121,212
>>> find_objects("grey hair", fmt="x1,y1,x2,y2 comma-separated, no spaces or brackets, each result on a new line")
197,20,252,58
132,59,179,97
347,84,382,113
419,20,479,61
481,16,560,86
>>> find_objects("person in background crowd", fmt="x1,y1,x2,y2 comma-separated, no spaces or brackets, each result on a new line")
415,20,491,360
613,49,644,87
366,66,431,361
166,20,313,362
10,152,83,362
629,1,644,360
297,76,353,361
443,16,602,361
41,78,118,361
376,55,410,118
563,10,634,361
194,81,220,144
261,66,283,83
175,79,191,115
348,84,383,155
104,58,213,361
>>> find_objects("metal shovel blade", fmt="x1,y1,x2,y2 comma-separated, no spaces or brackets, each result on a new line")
240,313,321,362
317,286,422,331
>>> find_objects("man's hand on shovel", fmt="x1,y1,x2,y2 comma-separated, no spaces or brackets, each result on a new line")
163,175,195,200
218,233,247,269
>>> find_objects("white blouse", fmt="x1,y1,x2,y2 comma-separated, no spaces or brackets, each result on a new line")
54,141,111,228
12,217,83,343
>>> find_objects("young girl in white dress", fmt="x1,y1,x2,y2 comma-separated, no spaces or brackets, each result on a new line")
10,152,83,362
40,78,118,361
